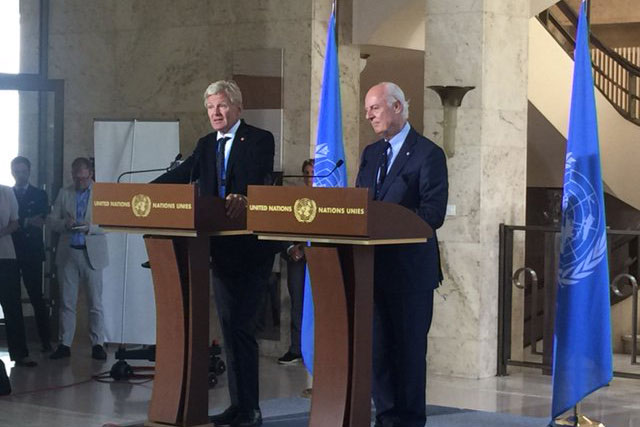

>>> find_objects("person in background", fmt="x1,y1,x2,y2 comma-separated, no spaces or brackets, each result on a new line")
48,157,109,361
278,158,314,365
0,184,37,367
11,156,52,352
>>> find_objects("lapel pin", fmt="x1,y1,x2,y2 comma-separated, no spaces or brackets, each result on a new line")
240,137,245,142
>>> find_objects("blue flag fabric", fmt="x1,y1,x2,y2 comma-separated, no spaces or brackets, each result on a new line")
300,9,347,374
551,1,613,419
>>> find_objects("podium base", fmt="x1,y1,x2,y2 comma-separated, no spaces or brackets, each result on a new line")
554,414,605,426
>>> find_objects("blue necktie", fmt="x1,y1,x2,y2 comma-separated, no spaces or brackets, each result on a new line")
217,136,230,197
375,141,392,200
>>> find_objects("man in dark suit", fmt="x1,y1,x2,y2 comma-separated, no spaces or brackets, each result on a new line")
356,82,448,427
154,80,275,427
10,156,52,352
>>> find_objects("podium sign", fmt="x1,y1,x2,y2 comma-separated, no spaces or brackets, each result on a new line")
247,185,431,243
247,186,369,237
93,183,245,235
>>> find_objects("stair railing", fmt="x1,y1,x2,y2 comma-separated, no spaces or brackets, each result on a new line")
539,0,640,125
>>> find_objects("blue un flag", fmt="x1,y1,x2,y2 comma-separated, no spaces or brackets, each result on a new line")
551,0,613,420
300,8,347,374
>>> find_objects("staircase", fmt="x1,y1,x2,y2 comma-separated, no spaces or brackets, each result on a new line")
526,1,640,352
529,0,640,210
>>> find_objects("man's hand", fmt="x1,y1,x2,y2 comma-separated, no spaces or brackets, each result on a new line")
64,214,76,230
225,193,248,219
287,243,305,262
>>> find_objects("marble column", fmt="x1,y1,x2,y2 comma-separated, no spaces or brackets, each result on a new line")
423,0,529,378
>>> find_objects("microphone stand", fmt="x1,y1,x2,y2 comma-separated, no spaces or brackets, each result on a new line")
117,156,183,183
117,167,170,183
282,159,344,181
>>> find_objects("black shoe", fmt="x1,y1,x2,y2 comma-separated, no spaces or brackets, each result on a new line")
233,409,262,427
14,357,38,367
41,343,53,352
277,351,302,365
49,345,71,359
92,345,107,360
210,405,240,426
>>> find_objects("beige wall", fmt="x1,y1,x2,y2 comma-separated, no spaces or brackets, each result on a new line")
564,0,640,25
527,102,566,188
38,0,316,185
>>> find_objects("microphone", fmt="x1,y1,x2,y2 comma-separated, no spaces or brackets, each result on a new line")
282,159,344,180
168,153,183,170
117,153,182,183
188,150,202,185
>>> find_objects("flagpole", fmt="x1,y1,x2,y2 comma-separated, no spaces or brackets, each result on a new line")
585,0,591,29
333,0,338,45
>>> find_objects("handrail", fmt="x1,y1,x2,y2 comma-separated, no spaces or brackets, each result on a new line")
554,1,640,74
512,267,542,355
610,274,638,364
498,224,640,379
538,0,640,125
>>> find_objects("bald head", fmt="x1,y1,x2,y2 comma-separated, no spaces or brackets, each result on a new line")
364,82,409,139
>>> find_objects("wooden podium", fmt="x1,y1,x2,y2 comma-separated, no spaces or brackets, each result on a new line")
92,183,247,427
246,185,433,427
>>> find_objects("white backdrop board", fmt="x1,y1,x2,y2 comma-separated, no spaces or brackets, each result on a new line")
94,120,180,344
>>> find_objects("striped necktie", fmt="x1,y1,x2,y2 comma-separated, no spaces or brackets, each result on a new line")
216,136,230,197
375,141,392,200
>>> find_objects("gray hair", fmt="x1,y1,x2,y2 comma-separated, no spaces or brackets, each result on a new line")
203,80,243,108
381,82,409,120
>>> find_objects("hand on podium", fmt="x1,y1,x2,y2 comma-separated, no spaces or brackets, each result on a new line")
225,193,248,219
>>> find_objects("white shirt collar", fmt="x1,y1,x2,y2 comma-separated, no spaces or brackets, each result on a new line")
217,119,241,141
387,121,410,149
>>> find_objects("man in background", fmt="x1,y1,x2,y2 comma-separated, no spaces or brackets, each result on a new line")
0,184,37,367
11,156,52,352
278,158,314,366
356,82,448,427
48,157,109,361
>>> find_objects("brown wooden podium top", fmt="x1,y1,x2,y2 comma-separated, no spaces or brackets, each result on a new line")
247,186,432,245
92,183,247,236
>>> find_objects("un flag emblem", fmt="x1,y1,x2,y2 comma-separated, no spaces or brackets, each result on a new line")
558,153,607,286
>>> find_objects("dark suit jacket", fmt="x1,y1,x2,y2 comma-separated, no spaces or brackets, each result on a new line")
153,120,278,273
356,126,448,293
11,185,48,262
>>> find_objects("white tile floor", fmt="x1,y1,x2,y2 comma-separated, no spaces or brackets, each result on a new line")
1,346,640,426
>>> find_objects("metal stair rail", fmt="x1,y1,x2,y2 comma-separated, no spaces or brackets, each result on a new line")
538,0,640,125
498,224,640,379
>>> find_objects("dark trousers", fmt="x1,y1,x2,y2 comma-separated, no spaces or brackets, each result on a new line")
16,257,50,346
0,259,29,361
372,288,434,427
212,254,274,412
286,258,305,355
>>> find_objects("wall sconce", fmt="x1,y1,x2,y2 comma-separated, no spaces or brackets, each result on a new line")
359,53,370,73
427,85,474,158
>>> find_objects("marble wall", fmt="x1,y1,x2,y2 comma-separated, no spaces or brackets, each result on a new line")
40,0,319,184
424,0,529,378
